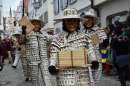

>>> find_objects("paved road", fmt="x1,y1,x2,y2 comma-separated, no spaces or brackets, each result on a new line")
0,59,129,86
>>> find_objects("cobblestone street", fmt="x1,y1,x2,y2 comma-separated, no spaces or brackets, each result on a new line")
0,59,129,86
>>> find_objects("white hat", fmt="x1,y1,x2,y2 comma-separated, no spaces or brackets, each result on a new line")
30,15,45,28
80,11,100,25
54,8,81,21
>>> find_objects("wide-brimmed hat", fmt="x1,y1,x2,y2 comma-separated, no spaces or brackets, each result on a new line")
80,11,100,25
54,8,81,21
30,15,45,28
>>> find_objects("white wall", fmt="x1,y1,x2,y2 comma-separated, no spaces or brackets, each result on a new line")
37,0,54,31
99,0,130,27
48,2,54,30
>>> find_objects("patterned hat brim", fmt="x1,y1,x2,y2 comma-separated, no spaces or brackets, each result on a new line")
82,15,100,25
54,16,81,21
30,19,45,28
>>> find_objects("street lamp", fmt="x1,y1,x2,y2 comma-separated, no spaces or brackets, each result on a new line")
33,2,40,9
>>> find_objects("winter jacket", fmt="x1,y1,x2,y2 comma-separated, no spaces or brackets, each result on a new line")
110,38,129,56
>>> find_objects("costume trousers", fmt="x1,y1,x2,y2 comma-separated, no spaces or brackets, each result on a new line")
29,58,52,86
13,53,20,66
92,45,102,86
21,55,30,78
92,63,102,86
7,51,12,62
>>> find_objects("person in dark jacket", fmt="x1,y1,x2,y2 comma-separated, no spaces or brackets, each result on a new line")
110,24,130,86
6,39,12,63
0,37,3,71
0,37,5,65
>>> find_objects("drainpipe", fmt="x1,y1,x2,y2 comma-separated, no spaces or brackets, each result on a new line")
90,0,100,26
22,0,24,17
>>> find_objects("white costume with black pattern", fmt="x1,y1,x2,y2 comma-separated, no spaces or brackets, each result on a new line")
25,30,52,86
50,31,98,86
82,25,107,86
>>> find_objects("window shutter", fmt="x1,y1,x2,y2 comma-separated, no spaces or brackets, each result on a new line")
60,0,63,9
44,11,48,23
61,0,68,10
53,0,59,15
40,15,43,21
46,12,48,23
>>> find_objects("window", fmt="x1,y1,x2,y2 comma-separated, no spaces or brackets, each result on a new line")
60,0,68,10
44,11,48,23
53,0,59,15
60,0,63,9
43,0,46,3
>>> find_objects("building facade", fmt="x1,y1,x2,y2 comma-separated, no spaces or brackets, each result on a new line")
93,0,130,27
4,7,16,38
28,0,54,32
0,0,3,38
14,1,23,21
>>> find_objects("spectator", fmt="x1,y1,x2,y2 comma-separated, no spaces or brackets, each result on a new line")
123,15,130,52
6,38,12,63
110,24,130,86
0,37,3,71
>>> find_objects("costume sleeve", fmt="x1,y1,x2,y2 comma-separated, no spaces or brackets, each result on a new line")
47,35,53,42
85,35,97,63
96,27,107,43
25,34,32,44
41,31,53,42
50,36,60,66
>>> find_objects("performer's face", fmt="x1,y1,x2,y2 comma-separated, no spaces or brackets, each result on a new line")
84,16,94,28
32,20,41,32
64,18,79,32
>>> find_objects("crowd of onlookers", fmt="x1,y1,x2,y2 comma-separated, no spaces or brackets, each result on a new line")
101,15,130,86
0,37,16,70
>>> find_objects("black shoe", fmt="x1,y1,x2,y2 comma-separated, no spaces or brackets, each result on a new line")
12,66,16,68
9,62,11,64
25,78,29,82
